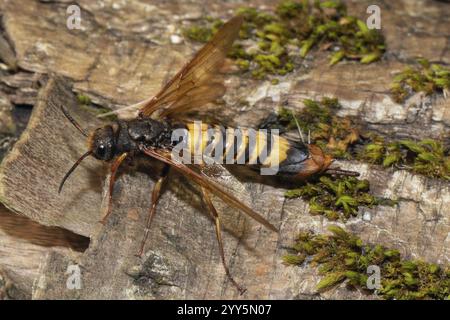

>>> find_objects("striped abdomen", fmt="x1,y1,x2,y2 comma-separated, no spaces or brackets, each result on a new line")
180,123,288,166
173,122,333,177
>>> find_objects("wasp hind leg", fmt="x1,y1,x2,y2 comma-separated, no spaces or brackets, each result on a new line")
136,164,170,257
201,187,247,295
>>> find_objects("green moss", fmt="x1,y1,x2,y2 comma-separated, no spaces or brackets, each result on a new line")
275,0,305,19
182,17,224,43
283,226,450,299
265,97,449,180
275,98,359,159
183,0,385,80
329,50,345,65
282,253,306,265
292,9,384,64
235,58,250,71
358,136,450,180
271,78,280,85
77,93,92,105
285,176,393,221
182,26,213,42
391,59,450,103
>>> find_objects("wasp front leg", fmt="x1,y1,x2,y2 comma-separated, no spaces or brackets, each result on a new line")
100,152,128,224
136,164,170,257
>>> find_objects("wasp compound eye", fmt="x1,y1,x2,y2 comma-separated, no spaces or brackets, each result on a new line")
97,144,106,158
91,126,115,161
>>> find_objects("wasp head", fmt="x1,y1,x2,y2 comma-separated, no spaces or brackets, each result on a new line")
89,125,116,161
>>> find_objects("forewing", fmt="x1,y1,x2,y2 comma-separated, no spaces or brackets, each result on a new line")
141,147,278,232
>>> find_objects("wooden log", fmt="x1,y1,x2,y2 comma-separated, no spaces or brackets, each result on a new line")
0,0,448,300
0,76,104,237
0,205,88,299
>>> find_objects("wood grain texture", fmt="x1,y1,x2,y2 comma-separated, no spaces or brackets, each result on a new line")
0,0,448,300
0,205,88,299
0,76,105,237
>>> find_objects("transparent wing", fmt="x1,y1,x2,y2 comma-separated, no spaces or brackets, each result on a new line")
141,147,278,232
98,16,242,120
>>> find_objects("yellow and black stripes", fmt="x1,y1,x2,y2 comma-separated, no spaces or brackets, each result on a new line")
183,122,293,168
178,122,335,178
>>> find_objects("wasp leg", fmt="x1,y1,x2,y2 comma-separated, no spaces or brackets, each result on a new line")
201,187,247,295
100,152,128,224
136,164,170,257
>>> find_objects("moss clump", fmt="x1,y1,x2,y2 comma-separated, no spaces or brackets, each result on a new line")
261,97,449,180
275,98,359,159
285,176,393,221
232,5,296,79
183,0,385,80
182,17,224,43
358,136,450,180
182,25,213,43
76,93,92,105
283,226,450,300
391,59,450,103
294,3,385,64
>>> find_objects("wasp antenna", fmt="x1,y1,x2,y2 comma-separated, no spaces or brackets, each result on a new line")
326,168,360,177
58,151,92,194
291,110,305,144
60,105,88,137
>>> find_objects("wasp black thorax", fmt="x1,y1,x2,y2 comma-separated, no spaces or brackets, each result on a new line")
89,119,172,161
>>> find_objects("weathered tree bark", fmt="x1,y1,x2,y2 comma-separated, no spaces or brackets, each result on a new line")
0,204,88,299
0,0,449,299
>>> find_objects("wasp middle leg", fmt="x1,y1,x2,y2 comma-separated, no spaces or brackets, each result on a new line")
201,187,247,295
136,164,170,257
